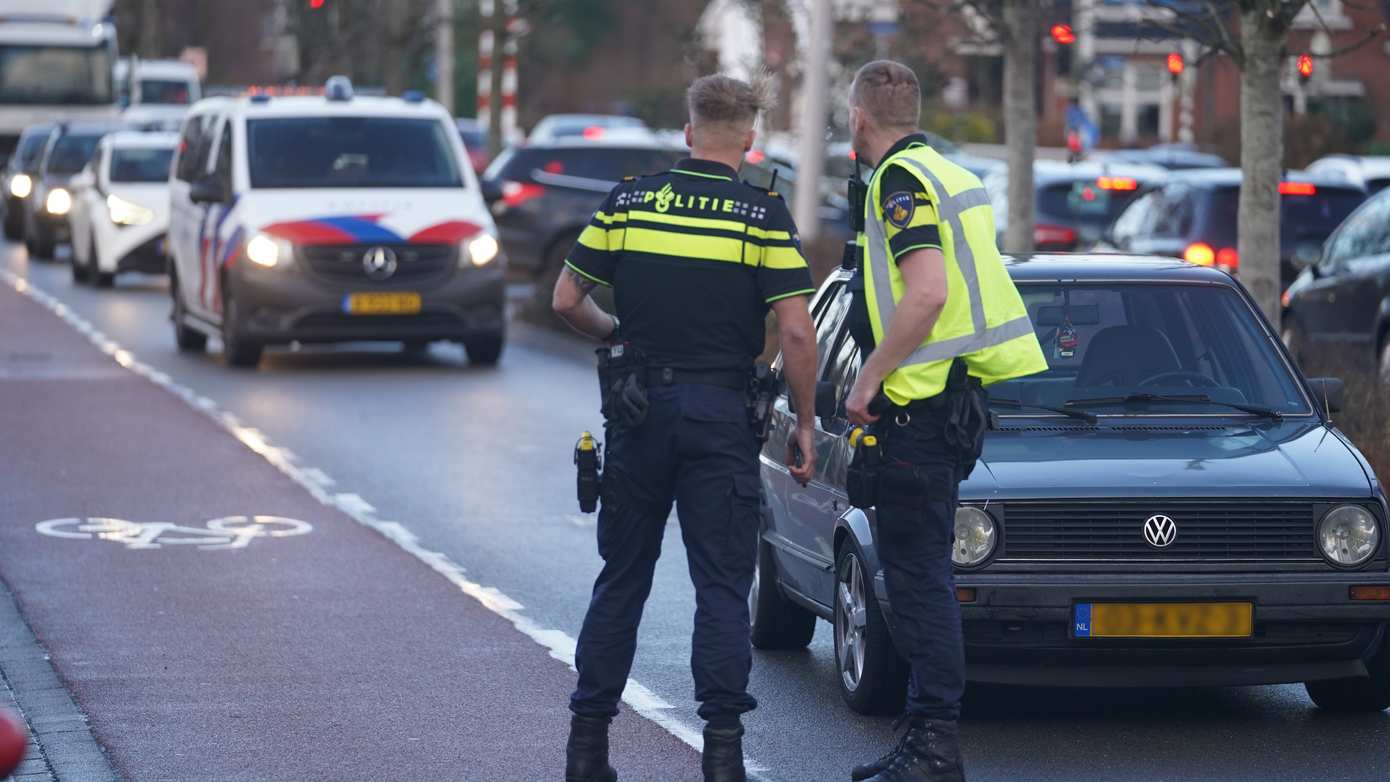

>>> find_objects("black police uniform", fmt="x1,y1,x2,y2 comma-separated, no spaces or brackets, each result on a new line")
566,158,815,725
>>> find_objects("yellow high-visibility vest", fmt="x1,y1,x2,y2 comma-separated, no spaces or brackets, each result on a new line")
862,145,1048,405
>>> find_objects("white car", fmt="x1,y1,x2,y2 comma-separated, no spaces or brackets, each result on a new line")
68,131,177,287
117,58,201,132
167,77,506,368
1305,154,1390,196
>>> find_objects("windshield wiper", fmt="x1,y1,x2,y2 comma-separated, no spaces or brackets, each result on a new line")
989,398,1098,424
1064,392,1283,420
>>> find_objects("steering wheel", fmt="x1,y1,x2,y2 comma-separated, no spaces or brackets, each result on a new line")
1137,369,1218,388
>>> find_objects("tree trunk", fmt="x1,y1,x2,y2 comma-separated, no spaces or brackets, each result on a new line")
139,0,160,57
381,0,413,96
1002,0,1038,254
1238,6,1285,326
487,3,506,157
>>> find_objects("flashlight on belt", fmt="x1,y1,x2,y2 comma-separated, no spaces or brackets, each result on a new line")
575,431,602,513
846,426,881,510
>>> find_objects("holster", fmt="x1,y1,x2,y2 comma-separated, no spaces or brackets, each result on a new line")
941,360,989,478
746,363,781,442
845,428,881,509
596,342,649,430
574,432,602,513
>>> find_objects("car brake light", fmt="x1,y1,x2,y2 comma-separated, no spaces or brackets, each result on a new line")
1097,176,1138,191
745,149,766,164
1279,182,1316,196
1184,242,1215,266
501,181,546,208
582,126,605,140
1034,224,1077,249
542,160,565,174
1281,289,1292,308
1216,247,1239,271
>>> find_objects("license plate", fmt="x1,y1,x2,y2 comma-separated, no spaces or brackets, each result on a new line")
342,292,421,315
1073,602,1253,639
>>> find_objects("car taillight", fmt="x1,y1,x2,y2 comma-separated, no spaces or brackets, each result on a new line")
501,181,545,208
1216,247,1238,271
1097,176,1138,191
1034,224,1077,249
582,126,605,140
1184,242,1215,266
1279,182,1316,196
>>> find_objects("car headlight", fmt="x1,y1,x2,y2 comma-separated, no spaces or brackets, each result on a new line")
9,173,31,199
106,194,154,226
953,506,997,568
462,232,499,267
1318,505,1381,567
245,233,293,268
45,187,71,215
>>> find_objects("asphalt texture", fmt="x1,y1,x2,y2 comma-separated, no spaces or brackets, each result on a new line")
4,243,1390,781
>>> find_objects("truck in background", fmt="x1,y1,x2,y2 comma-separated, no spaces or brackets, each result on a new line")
0,0,118,163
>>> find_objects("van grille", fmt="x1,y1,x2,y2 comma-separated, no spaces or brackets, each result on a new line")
299,243,455,282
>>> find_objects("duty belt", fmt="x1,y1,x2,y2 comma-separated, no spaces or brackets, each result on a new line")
644,367,749,391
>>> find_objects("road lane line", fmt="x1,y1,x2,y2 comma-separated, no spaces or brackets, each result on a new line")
1,269,774,781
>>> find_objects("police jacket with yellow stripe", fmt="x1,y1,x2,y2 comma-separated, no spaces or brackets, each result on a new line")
854,134,1047,405
566,157,816,372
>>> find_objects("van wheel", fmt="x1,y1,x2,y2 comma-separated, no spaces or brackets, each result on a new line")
221,289,262,368
750,536,816,650
1378,337,1390,385
834,545,907,715
1305,639,1390,712
3,205,21,240
70,248,90,284
29,222,54,259
463,329,505,366
171,275,207,352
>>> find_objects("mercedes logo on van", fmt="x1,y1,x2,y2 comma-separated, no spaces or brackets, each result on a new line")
1143,514,1178,548
362,246,398,280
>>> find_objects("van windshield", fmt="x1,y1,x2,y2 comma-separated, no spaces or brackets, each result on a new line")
110,147,174,183
246,117,463,189
139,79,193,105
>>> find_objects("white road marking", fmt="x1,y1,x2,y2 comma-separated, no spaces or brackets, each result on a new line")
2,269,772,780
35,515,313,550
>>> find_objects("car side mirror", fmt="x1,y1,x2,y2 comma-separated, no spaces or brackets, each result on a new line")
480,178,503,205
1291,240,1323,270
814,380,838,421
1307,377,1344,415
189,176,227,204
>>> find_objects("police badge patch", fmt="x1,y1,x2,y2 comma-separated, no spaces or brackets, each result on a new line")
884,191,915,228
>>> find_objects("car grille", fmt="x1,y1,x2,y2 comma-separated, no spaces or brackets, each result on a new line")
299,243,455,282
1002,499,1319,561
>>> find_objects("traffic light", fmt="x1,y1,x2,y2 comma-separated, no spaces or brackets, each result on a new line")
1166,52,1185,80
309,0,325,8
1296,54,1314,84
1050,24,1075,46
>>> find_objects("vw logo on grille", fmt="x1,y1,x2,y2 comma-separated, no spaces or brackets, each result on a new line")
1143,514,1178,548
362,246,398,280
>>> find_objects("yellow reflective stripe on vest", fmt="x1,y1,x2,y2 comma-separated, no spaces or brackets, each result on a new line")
866,156,1031,369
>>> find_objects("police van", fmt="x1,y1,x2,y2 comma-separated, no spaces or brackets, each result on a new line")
167,77,505,368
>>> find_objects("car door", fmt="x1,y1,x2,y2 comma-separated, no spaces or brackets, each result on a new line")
1330,194,1390,354
169,111,216,313
67,153,99,261
1300,203,1371,347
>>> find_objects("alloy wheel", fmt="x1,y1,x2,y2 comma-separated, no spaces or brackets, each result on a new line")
835,552,868,693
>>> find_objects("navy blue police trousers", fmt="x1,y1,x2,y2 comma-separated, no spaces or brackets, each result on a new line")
876,412,966,722
570,382,761,724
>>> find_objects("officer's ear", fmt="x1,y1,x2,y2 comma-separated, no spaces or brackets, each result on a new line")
683,123,693,150
744,128,756,153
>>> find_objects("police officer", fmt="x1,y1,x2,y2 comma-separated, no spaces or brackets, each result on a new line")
551,74,820,782
840,61,1047,782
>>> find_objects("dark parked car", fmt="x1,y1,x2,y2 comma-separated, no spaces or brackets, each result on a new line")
984,160,1169,251
1,123,54,241
1102,144,1227,171
482,138,685,274
24,122,117,259
1103,168,1366,289
754,254,1390,716
1282,188,1390,380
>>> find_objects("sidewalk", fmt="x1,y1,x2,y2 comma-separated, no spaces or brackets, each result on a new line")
0,281,703,780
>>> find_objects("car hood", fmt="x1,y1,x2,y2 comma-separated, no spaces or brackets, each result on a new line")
238,189,495,245
107,183,169,210
963,419,1373,500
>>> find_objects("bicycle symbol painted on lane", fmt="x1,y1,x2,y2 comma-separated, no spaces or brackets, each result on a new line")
35,516,313,550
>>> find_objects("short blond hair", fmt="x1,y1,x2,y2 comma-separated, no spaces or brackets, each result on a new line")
687,74,768,147
850,60,921,130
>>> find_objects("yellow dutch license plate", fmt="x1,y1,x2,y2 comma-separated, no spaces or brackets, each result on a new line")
1073,602,1253,639
343,292,421,315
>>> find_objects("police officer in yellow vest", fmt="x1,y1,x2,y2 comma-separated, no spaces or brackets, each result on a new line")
842,61,1047,782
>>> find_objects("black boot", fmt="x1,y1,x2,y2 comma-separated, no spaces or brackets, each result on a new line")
701,723,746,782
860,718,964,782
565,714,617,782
851,715,910,781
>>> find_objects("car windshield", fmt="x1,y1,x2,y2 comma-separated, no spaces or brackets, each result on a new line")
46,133,103,175
12,129,50,171
246,117,463,189
109,147,174,183
0,44,113,105
139,79,193,105
988,282,1310,416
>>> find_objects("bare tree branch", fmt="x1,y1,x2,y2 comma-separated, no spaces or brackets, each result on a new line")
1314,22,1390,57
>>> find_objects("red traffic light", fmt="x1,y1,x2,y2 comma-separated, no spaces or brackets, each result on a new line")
309,0,325,8
1296,53,1314,80
1050,24,1075,46
1166,52,1185,76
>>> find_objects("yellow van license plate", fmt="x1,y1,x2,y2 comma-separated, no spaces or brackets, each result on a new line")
343,292,421,315
1073,602,1253,639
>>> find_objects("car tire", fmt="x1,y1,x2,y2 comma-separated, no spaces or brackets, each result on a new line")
463,329,505,366
1378,337,1390,386
220,288,263,368
93,270,114,288
3,207,22,241
834,545,907,716
1304,638,1390,713
171,274,208,353
70,247,90,284
750,536,817,650
29,221,54,260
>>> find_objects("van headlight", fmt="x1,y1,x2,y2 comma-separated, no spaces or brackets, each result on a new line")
1318,505,1380,567
9,173,31,198
245,233,293,268
953,506,997,568
45,187,71,215
107,194,154,226
462,232,499,267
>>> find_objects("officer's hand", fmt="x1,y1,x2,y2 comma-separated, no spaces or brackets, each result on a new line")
788,425,815,486
846,376,881,426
